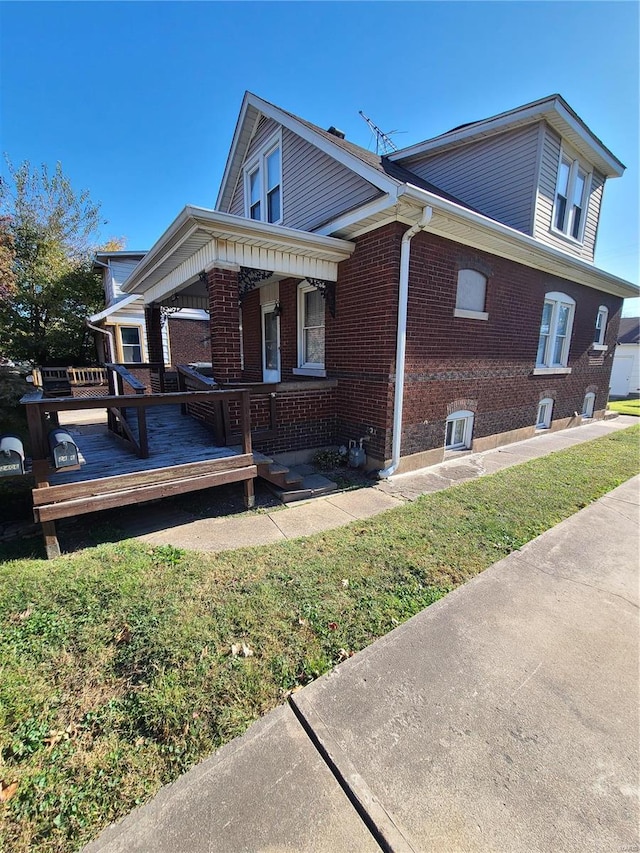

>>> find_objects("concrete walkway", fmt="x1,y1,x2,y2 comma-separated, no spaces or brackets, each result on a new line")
116,416,637,551
86,473,640,853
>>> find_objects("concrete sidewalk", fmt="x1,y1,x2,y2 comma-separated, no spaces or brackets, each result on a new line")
117,415,637,551
86,474,640,853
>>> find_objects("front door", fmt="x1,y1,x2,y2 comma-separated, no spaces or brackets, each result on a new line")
261,303,281,382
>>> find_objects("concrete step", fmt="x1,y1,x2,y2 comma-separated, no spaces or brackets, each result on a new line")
269,473,338,504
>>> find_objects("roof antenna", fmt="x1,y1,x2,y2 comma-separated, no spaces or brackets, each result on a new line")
359,110,399,155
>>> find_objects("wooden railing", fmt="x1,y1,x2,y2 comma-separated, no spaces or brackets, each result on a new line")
21,387,253,469
21,387,255,558
32,366,109,387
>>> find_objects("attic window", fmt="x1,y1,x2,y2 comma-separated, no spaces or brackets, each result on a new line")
553,152,590,242
244,133,282,225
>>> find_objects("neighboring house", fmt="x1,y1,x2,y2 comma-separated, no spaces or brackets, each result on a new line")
118,92,638,473
89,250,211,388
611,318,640,398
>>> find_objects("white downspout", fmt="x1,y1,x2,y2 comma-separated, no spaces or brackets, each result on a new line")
379,206,432,478
86,320,115,364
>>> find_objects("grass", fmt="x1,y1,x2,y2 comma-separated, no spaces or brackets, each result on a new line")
608,397,640,416
0,424,638,852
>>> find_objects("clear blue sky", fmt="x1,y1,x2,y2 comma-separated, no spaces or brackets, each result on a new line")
1,1,638,313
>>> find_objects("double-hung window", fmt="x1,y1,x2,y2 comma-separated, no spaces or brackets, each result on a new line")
593,306,608,347
120,326,143,363
536,292,575,370
296,282,325,376
553,152,590,242
244,134,282,225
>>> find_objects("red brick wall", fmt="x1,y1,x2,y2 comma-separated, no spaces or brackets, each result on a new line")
208,267,242,382
167,318,210,366
329,223,403,461
401,230,622,455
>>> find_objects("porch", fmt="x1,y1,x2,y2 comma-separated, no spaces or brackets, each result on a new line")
22,366,256,558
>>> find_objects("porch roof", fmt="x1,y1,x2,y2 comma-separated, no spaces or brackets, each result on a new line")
122,206,355,305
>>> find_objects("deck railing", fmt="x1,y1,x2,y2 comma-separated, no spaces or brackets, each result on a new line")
21,387,255,558
32,366,109,387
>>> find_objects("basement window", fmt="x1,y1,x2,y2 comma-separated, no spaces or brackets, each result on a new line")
536,398,553,430
582,392,596,419
445,410,474,450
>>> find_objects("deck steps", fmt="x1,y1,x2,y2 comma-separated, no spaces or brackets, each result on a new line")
252,453,337,502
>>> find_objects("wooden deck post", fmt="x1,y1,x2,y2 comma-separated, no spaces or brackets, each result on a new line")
240,389,255,508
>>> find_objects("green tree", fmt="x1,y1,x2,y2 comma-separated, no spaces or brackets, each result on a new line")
0,160,105,365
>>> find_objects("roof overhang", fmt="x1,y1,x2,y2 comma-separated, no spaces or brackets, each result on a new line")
317,187,638,300
88,294,141,323
216,92,399,213
122,206,355,304
390,95,624,179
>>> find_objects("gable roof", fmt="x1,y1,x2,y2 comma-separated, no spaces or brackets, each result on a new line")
618,317,640,345
388,94,625,178
216,92,480,221
216,92,405,213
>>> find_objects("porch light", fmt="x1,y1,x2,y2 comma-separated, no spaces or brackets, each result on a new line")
273,302,283,318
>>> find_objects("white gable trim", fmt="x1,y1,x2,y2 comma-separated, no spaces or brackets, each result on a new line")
216,92,399,212
390,96,623,179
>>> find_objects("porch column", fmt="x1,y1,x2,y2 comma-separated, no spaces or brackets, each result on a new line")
144,303,164,365
207,265,242,382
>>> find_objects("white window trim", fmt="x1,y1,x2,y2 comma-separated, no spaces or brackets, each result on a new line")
551,146,592,245
536,398,554,430
582,392,596,419
297,281,325,373
445,410,474,451
454,308,489,321
536,291,575,370
593,305,608,347
243,129,283,226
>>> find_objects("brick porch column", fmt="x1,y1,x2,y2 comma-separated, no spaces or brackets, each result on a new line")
144,303,164,365
207,265,242,383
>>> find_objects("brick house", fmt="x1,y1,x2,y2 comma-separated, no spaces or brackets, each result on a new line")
120,93,638,474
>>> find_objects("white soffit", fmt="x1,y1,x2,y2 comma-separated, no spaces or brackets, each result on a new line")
122,207,354,303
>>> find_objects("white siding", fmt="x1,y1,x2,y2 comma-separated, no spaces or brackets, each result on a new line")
110,259,144,299
401,125,540,234
533,126,603,262
227,116,380,231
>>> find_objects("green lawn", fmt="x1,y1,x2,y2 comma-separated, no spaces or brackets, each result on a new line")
1,425,639,852
608,397,640,416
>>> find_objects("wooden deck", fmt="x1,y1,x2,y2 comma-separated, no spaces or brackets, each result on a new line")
50,405,239,485
22,384,257,558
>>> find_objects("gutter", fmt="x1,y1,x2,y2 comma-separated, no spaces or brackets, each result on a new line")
379,205,433,478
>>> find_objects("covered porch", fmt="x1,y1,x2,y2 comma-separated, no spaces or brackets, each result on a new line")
124,207,355,458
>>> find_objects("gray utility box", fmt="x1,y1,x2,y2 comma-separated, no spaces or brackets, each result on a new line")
49,429,79,469
0,435,26,476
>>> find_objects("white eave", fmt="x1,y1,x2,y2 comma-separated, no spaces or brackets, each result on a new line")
88,294,141,323
389,95,624,179
318,186,638,300
122,206,355,304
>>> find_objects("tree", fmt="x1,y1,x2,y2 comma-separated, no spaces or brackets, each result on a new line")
0,160,105,365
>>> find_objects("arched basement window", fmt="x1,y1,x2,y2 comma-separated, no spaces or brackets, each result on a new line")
445,410,474,450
